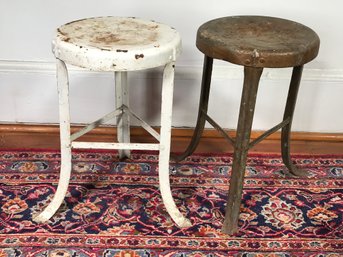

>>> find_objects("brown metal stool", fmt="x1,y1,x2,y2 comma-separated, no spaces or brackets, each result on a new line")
174,16,320,235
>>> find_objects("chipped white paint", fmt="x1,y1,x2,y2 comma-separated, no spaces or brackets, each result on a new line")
35,16,190,228
33,59,72,223
115,71,130,158
53,17,182,71
122,105,160,141
158,62,192,227
70,108,122,141
71,141,159,150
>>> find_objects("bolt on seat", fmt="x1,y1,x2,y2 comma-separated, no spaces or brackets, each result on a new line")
173,15,320,234
33,16,191,228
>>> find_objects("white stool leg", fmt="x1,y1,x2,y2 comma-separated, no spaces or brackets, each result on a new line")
33,59,72,223
159,62,192,228
115,71,130,159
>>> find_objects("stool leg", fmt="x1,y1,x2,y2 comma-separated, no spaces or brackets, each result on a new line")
222,66,263,235
34,59,72,223
281,65,308,177
159,61,191,228
173,55,213,162
115,71,130,159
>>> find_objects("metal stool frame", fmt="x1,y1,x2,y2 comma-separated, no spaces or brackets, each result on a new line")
33,17,191,228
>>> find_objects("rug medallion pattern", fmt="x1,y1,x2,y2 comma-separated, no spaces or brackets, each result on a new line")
0,150,342,256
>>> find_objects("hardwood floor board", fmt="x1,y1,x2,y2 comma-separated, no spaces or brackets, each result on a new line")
1,124,342,154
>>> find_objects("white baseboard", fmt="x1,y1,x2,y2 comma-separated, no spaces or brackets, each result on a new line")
0,60,342,133
1,60,343,81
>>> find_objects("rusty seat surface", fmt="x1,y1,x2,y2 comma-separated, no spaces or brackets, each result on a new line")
53,16,181,71
196,16,320,68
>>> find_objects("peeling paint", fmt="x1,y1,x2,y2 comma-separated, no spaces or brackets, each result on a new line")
135,54,144,59
57,17,160,49
53,16,181,71
44,19,187,228
252,49,260,58
196,16,320,68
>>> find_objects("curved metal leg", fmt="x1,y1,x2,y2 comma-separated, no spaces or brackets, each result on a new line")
222,66,263,235
115,71,130,159
159,62,191,227
33,59,72,223
172,55,213,162
281,65,309,177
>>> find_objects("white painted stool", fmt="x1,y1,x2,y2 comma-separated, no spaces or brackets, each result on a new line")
33,17,191,228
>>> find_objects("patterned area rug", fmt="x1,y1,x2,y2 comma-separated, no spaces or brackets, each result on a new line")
0,149,342,256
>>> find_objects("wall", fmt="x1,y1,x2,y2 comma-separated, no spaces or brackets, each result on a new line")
0,0,342,132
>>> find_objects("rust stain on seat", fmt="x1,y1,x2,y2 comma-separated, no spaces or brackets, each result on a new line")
53,16,182,71
57,17,161,50
94,34,121,44
196,16,320,68
135,54,144,59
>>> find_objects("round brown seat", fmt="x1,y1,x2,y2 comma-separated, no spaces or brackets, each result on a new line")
196,16,320,68
174,16,320,235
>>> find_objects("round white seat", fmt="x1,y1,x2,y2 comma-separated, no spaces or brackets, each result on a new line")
33,17,190,229
53,16,182,71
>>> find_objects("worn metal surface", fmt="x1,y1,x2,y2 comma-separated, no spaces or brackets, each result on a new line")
281,65,309,177
158,62,192,228
115,71,130,159
53,17,181,71
33,59,72,223
174,16,320,235
35,17,191,228
172,55,213,162
222,66,263,235
196,16,320,68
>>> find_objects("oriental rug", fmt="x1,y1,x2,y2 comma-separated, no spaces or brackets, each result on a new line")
0,149,342,256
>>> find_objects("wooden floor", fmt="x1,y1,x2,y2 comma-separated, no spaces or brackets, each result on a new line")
172,138,343,155
1,125,342,155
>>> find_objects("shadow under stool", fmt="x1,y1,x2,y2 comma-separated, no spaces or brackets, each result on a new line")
173,16,320,234
33,16,191,228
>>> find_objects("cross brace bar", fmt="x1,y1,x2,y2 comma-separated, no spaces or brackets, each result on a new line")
70,105,160,142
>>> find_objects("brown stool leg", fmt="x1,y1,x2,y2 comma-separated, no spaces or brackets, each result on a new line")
173,55,213,162
281,65,309,177
222,66,263,235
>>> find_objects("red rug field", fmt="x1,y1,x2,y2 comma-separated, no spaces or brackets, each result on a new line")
0,149,341,256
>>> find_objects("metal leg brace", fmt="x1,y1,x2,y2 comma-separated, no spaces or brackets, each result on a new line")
222,66,263,235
